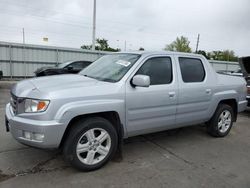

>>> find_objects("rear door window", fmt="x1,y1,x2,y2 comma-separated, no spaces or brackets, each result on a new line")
179,57,205,82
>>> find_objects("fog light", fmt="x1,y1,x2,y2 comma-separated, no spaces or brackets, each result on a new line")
23,131,32,140
22,131,44,142
33,133,44,142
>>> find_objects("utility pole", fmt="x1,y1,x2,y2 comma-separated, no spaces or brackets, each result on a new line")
91,0,96,51
22,28,25,44
124,40,127,51
22,28,26,78
116,40,120,49
195,34,200,53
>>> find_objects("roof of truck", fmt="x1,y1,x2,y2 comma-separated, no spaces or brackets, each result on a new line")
117,51,205,58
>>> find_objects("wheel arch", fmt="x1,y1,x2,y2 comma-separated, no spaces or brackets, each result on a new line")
217,99,238,122
59,111,123,148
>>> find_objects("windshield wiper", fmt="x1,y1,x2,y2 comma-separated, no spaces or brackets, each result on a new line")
83,74,115,83
98,78,116,83
83,74,98,80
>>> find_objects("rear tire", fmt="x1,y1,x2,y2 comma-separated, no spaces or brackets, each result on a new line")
207,104,234,137
63,117,118,171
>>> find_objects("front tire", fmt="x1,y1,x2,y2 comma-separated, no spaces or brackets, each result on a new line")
63,117,118,171
207,104,234,137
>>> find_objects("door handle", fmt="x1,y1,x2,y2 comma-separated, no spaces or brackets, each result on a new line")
206,89,211,94
168,91,176,98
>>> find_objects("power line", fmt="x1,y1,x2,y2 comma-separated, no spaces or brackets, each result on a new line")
0,26,91,40
0,3,205,46
0,10,195,41
0,0,244,48
0,2,202,40
0,0,153,29
0,24,186,46
0,3,240,52
0,11,91,29
0,24,208,52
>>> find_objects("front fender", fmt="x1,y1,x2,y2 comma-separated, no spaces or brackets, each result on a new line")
54,99,126,136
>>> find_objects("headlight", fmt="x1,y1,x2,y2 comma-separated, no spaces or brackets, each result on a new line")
24,99,50,113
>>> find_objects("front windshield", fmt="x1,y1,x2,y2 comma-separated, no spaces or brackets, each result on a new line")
79,54,141,82
56,61,72,68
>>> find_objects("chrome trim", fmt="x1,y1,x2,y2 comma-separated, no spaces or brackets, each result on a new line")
10,93,18,115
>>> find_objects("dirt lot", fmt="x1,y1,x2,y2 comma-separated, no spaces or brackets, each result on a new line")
0,81,250,188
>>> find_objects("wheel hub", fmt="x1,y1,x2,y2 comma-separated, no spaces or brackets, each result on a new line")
218,110,232,133
89,140,100,150
76,128,111,165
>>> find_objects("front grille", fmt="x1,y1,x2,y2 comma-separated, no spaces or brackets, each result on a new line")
10,93,18,115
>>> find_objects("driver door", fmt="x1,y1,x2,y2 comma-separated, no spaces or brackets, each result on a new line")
125,56,178,137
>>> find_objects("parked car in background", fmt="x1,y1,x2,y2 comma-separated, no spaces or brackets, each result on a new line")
0,70,2,79
6,52,247,171
239,56,250,106
35,60,92,77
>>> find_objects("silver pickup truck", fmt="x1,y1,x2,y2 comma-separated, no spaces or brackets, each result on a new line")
5,52,247,171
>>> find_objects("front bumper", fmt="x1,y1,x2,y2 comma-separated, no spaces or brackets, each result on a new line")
5,103,65,149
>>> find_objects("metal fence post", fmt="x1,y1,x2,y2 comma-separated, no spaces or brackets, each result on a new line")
9,45,12,79
22,45,26,78
56,49,59,65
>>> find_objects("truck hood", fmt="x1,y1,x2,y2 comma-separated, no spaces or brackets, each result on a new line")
12,74,119,99
30,74,98,90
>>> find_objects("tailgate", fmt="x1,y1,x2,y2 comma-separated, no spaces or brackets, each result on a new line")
239,57,250,81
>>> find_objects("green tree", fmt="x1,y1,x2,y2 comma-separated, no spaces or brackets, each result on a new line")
192,49,238,61
81,45,92,50
81,38,120,52
221,50,238,61
210,51,223,60
207,50,238,62
95,38,109,51
197,50,209,59
165,36,192,53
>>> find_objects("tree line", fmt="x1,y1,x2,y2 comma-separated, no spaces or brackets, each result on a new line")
81,36,238,62
164,36,238,62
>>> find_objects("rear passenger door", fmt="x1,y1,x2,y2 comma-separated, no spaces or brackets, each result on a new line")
175,56,213,126
125,56,178,136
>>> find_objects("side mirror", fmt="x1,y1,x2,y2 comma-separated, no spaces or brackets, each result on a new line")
67,66,73,70
132,75,150,87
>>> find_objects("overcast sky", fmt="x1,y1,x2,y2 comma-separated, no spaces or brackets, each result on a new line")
0,0,249,56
